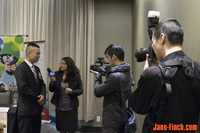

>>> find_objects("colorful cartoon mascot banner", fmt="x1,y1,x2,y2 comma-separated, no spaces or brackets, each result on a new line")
0,35,24,91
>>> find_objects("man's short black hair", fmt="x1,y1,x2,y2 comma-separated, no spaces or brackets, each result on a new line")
104,44,124,61
27,43,40,48
154,18,184,46
26,43,40,55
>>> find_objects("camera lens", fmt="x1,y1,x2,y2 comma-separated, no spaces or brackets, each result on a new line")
135,48,149,62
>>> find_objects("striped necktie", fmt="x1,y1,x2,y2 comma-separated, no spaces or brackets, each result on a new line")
32,65,38,82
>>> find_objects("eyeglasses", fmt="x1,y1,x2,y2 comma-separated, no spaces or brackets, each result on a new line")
60,63,66,65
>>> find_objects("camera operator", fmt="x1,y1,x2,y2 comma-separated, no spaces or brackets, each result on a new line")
90,44,133,133
129,18,200,132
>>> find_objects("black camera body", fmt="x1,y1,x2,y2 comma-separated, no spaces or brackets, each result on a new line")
90,57,110,76
135,11,160,62
135,45,156,62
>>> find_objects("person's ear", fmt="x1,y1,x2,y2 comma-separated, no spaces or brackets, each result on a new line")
160,33,165,45
27,51,32,57
112,55,118,61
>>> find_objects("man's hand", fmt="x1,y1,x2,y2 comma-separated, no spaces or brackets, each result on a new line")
65,88,72,94
37,95,45,106
143,54,158,71
90,70,99,75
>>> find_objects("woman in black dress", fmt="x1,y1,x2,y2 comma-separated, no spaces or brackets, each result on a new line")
49,57,83,133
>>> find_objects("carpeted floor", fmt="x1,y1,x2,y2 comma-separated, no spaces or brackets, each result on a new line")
41,121,102,133
41,121,57,133
41,113,102,133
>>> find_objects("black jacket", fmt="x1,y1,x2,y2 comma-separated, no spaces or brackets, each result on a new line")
15,61,46,116
94,63,133,132
49,71,83,109
129,51,200,133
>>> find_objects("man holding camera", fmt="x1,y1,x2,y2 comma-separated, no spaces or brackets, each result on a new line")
129,18,200,132
90,44,133,133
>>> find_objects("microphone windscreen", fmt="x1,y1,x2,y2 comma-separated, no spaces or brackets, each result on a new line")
47,68,51,73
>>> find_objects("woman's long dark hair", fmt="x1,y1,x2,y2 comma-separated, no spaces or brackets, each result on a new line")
59,57,80,83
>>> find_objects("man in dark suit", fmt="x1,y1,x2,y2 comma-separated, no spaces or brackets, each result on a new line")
15,43,46,133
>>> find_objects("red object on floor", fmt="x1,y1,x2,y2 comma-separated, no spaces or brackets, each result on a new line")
41,109,49,121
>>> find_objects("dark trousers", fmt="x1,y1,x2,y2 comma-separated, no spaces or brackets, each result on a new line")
18,112,41,133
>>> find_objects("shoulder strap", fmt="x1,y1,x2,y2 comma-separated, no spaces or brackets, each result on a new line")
157,64,175,123
185,61,200,109
179,57,200,108
156,56,199,123
115,73,131,132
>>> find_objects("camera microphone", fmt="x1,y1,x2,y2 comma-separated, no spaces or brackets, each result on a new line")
47,68,55,77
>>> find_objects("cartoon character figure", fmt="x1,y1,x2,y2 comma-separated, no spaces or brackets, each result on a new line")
0,42,20,65
0,83,5,91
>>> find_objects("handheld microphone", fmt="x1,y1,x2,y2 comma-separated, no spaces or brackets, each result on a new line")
47,68,55,77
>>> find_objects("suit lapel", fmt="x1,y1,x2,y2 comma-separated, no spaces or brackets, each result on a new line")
23,61,38,84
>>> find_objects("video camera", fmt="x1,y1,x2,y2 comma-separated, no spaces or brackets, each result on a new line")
90,57,110,76
135,11,160,62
